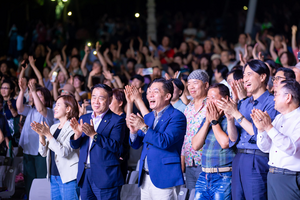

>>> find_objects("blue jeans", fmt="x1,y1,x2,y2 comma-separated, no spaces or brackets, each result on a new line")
194,171,232,200
50,175,79,200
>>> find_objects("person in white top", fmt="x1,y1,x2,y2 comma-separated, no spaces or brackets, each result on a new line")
251,79,300,200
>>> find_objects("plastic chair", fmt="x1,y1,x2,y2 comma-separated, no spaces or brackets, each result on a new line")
177,187,188,200
120,184,140,200
29,178,51,200
128,171,139,184
0,166,18,198
189,188,195,200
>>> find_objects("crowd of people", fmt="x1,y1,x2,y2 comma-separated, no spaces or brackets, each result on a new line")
0,13,300,200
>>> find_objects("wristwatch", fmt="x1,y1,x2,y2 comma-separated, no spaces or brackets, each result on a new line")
211,120,219,126
237,115,245,124
140,125,149,133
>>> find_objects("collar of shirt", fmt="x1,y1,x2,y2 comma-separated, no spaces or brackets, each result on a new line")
153,104,170,118
249,90,269,106
91,109,109,130
189,98,207,113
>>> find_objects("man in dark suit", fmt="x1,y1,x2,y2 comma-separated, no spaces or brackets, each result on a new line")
70,84,125,200
127,78,187,200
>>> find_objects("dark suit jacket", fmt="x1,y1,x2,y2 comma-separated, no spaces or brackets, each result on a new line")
70,109,125,189
130,105,187,189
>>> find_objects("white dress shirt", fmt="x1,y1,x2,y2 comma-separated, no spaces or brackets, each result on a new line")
257,107,300,171
86,110,108,164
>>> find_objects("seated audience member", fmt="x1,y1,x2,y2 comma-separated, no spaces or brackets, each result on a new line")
128,78,186,200
31,95,80,200
73,74,88,100
253,79,300,200
214,64,230,89
192,83,236,200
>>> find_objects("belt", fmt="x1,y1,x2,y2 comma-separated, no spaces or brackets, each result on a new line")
84,163,90,169
202,167,232,173
143,169,149,175
238,149,269,157
269,167,300,175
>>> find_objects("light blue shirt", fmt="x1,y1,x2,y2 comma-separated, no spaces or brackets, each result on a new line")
173,99,186,113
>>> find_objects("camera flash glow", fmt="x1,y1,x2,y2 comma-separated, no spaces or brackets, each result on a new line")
243,6,248,10
62,0,68,2
135,13,140,18
67,11,72,16
87,42,91,47
93,51,97,55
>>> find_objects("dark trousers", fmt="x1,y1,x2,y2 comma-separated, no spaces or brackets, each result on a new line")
80,168,121,200
232,152,268,200
23,153,47,197
268,172,300,200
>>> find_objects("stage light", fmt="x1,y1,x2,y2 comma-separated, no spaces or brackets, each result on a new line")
135,13,140,18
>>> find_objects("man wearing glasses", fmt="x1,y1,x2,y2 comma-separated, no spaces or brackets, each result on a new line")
272,68,296,88
251,79,300,200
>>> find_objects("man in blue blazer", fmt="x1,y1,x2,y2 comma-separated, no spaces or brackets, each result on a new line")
127,78,187,199
70,84,125,200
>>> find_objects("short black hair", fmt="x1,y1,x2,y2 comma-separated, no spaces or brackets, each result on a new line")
216,65,229,80
91,84,113,97
2,79,15,98
227,69,244,81
244,60,270,86
173,52,183,59
276,68,296,80
280,79,300,105
168,62,181,74
209,83,230,98
127,58,137,66
170,78,184,97
149,78,174,102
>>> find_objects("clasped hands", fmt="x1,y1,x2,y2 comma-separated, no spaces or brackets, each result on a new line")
70,117,97,138
126,113,146,134
205,101,223,123
250,109,273,132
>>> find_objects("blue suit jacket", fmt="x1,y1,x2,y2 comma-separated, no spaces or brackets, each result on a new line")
70,110,125,189
130,105,187,189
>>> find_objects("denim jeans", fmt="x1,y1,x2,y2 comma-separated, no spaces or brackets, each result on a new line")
50,175,79,200
194,171,232,200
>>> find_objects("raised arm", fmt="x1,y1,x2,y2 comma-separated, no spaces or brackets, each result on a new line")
269,38,278,61
29,82,48,118
29,56,45,87
95,42,108,72
103,48,114,67
46,46,52,67
211,38,222,54
138,37,143,52
61,45,67,67
132,86,149,117
17,78,27,113
56,55,69,80
81,45,90,77
192,119,209,151
116,41,122,60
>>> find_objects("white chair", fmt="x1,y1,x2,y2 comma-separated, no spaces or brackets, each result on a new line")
189,188,195,200
29,178,51,200
177,187,188,200
0,166,18,198
128,171,139,184
120,184,140,200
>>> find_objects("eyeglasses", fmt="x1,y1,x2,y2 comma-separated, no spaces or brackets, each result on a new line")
272,76,286,82
0,87,10,90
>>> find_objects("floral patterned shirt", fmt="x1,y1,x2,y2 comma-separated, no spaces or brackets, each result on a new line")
181,99,207,166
